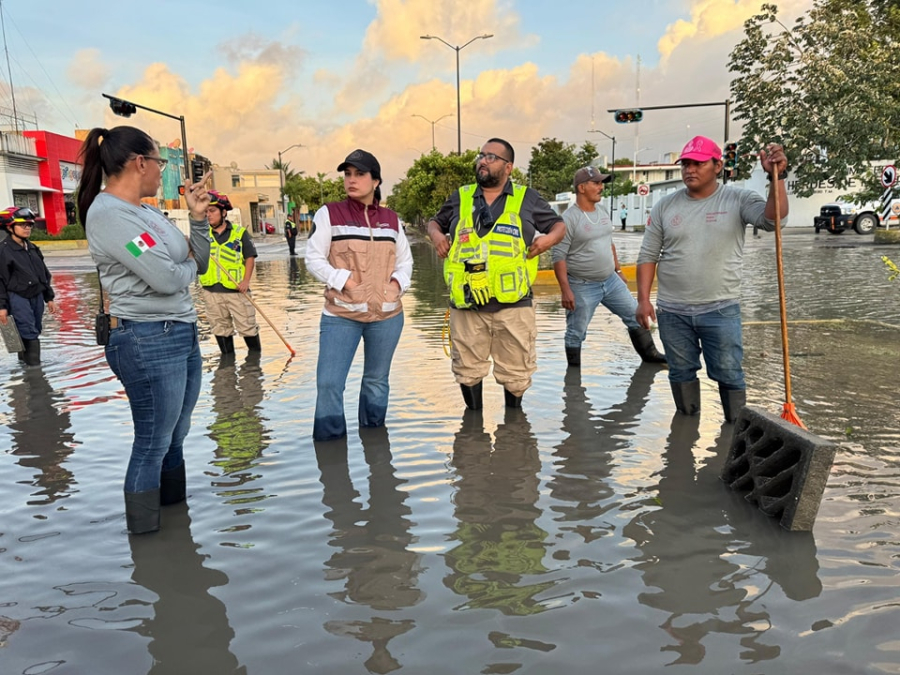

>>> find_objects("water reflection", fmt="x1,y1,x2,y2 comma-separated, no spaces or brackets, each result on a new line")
128,505,244,674
443,409,555,618
624,418,821,666
317,428,423,674
9,368,77,508
550,365,659,548
207,353,270,506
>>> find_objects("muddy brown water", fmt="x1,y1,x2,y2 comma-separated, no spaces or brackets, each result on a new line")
1,231,899,674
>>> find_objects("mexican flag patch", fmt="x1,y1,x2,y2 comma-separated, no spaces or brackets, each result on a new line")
126,232,157,258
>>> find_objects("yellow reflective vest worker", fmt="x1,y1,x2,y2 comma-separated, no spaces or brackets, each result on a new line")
444,184,538,309
199,223,247,289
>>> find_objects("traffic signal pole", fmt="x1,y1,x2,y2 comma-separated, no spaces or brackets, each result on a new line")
102,94,191,191
607,100,731,182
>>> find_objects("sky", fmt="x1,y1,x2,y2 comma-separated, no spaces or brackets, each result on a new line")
1,0,813,190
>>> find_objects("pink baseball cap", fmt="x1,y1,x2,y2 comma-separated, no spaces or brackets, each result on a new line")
677,136,722,162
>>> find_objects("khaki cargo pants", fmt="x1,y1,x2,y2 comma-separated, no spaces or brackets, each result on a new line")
201,288,259,337
449,306,537,398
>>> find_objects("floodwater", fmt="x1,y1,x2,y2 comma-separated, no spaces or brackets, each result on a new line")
1,230,899,674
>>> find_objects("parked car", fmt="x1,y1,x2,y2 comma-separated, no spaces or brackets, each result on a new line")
263,222,275,234
814,200,880,235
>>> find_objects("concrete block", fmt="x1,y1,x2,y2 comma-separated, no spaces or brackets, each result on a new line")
720,405,837,531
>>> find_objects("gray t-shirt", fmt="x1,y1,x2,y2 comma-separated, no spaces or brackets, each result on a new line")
552,204,616,281
87,193,211,322
637,184,779,307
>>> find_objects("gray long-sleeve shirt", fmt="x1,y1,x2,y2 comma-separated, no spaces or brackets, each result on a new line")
87,193,211,322
637,184,780,307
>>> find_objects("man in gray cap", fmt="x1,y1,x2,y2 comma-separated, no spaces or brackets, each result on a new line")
553,166,666,368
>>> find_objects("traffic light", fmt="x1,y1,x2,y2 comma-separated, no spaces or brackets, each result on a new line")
724,142,738,181
191,159,205,183
108,97,137,118
614,109,644,124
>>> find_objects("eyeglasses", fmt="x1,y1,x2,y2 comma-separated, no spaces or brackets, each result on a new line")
475,152,511,164
141,156,169,168
13,221,34,227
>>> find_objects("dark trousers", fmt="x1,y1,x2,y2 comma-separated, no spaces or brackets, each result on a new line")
286,234,297,255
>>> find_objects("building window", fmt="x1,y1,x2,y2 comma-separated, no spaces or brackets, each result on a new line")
231,174,241,188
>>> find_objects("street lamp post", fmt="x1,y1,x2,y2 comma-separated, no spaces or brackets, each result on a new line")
411,113,453,151
633,146,652,183
278,143,304,227
420,33,493,154
103,93,190,190
588,128,616,216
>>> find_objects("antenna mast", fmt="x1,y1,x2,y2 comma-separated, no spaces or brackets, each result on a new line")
0,0,18,133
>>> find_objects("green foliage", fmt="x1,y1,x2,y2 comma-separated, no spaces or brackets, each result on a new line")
729,1,900,198
27,223,85,240
526,138,599,201
283,173,344,214
386,150,479,225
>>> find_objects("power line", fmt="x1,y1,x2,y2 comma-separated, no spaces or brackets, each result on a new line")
1,2,80,128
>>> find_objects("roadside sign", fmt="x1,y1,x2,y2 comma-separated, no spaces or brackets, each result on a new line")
637,184,650,196
892,202,900,215
881,165,896,189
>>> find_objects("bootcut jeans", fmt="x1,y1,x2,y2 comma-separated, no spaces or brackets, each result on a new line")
106,320,202,493
564,273,640,348
314,312,404,441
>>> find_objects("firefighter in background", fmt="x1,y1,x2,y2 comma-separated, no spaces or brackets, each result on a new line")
199,191,261,354
0,207,57,365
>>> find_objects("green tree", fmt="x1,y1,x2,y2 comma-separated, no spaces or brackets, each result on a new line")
284,174,343,214
387,150,479,225
729,1,900,198
526,138,599,201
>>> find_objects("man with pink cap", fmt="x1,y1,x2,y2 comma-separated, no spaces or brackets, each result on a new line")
635,136,788,422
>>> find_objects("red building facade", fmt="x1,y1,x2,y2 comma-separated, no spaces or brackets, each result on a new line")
24,131,83,235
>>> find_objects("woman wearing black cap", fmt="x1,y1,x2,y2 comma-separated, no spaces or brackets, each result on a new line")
306,149,413,442
0,207,56,365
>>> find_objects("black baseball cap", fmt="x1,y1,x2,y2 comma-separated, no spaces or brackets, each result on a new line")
337,149,381,180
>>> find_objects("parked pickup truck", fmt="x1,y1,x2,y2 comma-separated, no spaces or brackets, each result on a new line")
814,201,880,235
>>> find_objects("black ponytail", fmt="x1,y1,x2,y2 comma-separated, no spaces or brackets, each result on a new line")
76,125,155,229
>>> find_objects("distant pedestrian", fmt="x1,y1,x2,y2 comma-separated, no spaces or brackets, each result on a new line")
0,207,56,365
619,203,628,230
285,215,298,255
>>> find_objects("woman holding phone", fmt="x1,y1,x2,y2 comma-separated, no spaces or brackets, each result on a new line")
78,125,212,534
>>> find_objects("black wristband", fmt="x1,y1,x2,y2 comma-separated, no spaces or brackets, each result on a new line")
766,170,788,181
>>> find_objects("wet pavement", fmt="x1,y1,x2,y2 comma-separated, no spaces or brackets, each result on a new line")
1,229,899,674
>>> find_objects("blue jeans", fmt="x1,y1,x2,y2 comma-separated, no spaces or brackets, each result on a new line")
9,293,44,339
657,304,745,389
105,320,202,493
564,274,640,348
314,312,404,441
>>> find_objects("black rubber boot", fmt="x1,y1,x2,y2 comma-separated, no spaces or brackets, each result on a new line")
22,338,40,365
17,350,25,362
504,388,523,409
215,335,235,354
160,463,186,506
243,334,262,352
670,379,701,416
565,346,581,368
628,328,667,364
460,382,483,411
124,489,161,534
719,384,747,423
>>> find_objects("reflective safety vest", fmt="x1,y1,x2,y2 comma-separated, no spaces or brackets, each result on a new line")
444,184,537,308
199,223,246,289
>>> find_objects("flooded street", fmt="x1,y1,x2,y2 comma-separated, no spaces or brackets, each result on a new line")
1,231,899,674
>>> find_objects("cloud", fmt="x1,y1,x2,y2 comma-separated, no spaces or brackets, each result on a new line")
658,0,812,60
67,49,110,90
